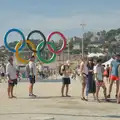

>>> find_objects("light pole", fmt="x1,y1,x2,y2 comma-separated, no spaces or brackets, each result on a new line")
80,23,86,58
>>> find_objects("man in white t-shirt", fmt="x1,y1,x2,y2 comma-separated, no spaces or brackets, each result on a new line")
6,57,17,98
94,59,108,102
28,55,36,97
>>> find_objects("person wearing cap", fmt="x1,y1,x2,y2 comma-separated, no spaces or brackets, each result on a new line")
107,54,120,99
61,60,72,97
28,55,37,97
6,57,17,98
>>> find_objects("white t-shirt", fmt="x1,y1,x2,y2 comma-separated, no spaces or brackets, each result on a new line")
6,62,17,80
94,64,103,81
29,61,36,76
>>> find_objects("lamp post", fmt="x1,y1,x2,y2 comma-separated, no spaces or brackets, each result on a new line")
80,23,86,58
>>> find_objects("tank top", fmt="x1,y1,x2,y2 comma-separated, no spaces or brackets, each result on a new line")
111,60,120,76
80,62,88,75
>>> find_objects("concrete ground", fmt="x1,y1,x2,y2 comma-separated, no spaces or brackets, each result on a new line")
0,78,120,120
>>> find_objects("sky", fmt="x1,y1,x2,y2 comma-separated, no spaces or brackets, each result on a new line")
0,0,120,45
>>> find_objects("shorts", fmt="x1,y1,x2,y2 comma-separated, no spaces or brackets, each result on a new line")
1,73,5,77
29,75,35,84
8,79,17,86
96,81,105,87
110,75,119,81
62,77,71,85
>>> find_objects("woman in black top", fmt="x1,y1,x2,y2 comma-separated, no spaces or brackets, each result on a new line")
86,58,96,100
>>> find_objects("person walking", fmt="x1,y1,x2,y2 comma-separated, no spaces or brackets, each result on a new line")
94,59,108,102
107,54,120,99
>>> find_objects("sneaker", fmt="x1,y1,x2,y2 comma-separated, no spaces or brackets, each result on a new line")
29,94,36,97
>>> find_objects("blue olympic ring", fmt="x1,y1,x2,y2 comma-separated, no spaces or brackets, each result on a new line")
4,28,26,52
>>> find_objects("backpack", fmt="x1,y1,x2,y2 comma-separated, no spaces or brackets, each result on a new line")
59,65,65,76
25,63,30,77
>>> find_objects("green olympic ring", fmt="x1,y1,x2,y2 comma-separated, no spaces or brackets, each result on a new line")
37,41,56,64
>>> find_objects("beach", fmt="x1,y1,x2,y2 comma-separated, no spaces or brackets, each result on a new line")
0,77,120,120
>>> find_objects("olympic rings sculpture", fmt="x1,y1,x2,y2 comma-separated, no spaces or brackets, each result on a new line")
4,28,67,64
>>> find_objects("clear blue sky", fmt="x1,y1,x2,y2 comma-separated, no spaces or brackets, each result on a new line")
0,0,120,45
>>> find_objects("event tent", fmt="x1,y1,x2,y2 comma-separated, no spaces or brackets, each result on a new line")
88,53,105,57
102,58,114,66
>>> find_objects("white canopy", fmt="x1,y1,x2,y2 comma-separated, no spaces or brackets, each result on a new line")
102,58,114,66
88,53,105,57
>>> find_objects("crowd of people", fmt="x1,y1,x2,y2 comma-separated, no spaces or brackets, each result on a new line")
60,54,120,104
0,54,120,104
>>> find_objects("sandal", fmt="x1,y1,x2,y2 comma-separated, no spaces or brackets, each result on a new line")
81,97,87,101
29,94,37,97
12,96,17,98
66,95,71,97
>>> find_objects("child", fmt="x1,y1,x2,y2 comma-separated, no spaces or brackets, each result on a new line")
94,59,108,102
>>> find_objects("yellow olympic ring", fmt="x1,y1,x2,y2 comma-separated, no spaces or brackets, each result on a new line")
15,40,36,64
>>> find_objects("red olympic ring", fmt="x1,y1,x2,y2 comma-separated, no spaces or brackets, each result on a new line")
47,31,67,54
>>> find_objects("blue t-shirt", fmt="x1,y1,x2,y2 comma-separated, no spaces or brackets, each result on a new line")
111,60,120,76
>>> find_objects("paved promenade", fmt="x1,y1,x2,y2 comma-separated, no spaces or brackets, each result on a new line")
0,78,120,120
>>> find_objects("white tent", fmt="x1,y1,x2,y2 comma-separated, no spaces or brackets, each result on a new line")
88,53,105,57
102,58,114,67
